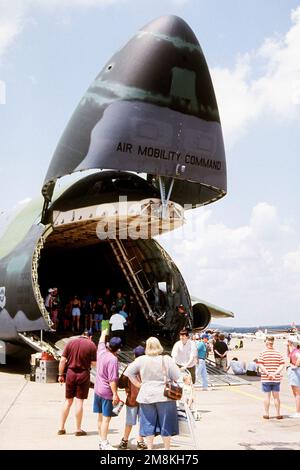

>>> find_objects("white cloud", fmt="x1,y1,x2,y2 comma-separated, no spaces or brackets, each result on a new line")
168,0,190,5
2,0,300,141
0,0,25,58
17,197,32,206
32,0,121,7
250,202,292,241
159,202,300,325
212,6,300,146
284,247,300,273
0,0,121,58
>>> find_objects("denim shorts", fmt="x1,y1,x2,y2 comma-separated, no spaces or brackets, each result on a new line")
126,405,139,426
93,393,114,417
72,308,81,317
262,382,280,392
94,313,103,322
139,401,179,437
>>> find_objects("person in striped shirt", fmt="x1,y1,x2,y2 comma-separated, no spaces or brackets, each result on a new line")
257,336,285,420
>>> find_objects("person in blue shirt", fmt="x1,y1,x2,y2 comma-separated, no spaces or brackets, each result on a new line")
195,335,209,390
118,308,128,324
201,332,210,340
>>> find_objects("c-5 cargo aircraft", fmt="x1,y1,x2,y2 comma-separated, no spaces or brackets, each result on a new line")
0,15,233,355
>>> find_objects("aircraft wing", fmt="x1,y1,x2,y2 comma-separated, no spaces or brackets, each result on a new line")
190,295,234,319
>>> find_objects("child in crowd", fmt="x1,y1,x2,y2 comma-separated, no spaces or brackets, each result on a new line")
118,346,147,450
181,373,194,409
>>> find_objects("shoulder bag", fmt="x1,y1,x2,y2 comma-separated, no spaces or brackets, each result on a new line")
162,356,182,400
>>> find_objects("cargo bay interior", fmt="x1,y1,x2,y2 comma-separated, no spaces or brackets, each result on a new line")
37,225,177,341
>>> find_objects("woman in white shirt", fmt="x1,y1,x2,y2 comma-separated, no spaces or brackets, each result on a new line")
125,337,180,450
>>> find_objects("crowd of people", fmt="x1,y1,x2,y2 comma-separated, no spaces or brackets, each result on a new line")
55,320,300,450
212,333,300,419
45,287,140,342
256,335,300,420
56,325,214,450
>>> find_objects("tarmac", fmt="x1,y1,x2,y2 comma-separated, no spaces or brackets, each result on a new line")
0,337,299,450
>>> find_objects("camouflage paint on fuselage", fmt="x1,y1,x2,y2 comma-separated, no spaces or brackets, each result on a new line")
43,15,226,207
0,223,50,339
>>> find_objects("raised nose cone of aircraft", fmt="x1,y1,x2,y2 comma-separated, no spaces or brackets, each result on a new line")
142,14,200,44
43,15,226,209
98,14,211,115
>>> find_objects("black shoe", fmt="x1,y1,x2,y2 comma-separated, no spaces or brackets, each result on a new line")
137,441,147,450
118,438,128,449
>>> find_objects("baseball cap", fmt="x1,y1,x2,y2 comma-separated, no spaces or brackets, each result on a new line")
109,337,122,350
83,329,93,337
133,345,145,357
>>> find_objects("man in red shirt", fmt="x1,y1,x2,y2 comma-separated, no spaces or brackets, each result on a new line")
57,330,97,435
257,335,285,419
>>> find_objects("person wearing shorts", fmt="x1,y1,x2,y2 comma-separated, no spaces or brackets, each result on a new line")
287,336,300,418
257,336,285,419
118,346,147,450
93,329,122,450
93,394,114,417
57,330,97,436
71,295,81,332
125,337,180,450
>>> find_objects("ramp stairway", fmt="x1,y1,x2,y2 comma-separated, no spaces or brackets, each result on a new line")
204,358,250,386
119,339,250,387
18,333,249,387
108,238,160,324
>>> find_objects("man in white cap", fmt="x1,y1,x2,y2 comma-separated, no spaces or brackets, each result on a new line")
45,288,54,313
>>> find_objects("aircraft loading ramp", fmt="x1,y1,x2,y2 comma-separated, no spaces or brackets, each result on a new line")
18,333,250,387
204,359,251,386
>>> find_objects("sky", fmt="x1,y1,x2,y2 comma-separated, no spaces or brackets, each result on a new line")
0,0,300,327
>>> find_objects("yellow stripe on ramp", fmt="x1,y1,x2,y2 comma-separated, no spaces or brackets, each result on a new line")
220,386,295,412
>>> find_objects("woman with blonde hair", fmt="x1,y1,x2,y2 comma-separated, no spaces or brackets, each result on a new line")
124,336,180,450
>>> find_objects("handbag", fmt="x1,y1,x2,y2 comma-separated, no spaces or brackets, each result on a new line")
162,356,182,400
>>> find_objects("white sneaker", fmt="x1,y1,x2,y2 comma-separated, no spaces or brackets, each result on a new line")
100,440,115,450
289,413,300,418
